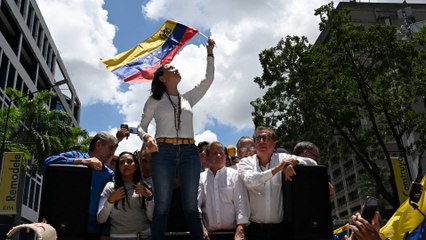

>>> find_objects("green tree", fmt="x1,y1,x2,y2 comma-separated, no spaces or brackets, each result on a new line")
251,2,426,209
0,88,89,170
61,127,90,153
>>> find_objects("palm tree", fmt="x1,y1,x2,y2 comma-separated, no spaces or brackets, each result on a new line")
61,127,90,153
0,88,89,170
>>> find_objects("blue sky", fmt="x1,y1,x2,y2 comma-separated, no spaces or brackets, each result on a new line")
36,0,423,154
80,0,256,151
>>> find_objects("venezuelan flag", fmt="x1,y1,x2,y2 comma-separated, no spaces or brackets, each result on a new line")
406,219,426,240
380,175,426,239
102,20,198,83
333,225,349,240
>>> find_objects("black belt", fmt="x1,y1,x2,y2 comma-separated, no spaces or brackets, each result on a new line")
249,221,281,229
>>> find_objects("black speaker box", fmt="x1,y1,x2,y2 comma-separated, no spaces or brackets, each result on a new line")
39,164,92,238
283,165,333,240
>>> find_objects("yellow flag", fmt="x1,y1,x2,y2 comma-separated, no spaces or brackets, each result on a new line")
390,156,412,204
380,175,426,239
333,225,346,235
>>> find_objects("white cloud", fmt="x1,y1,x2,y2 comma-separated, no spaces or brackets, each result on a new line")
195,130,218,145
35,0,329,145
38,0,421,149
37,0,120,105
140,0,330,132
88,129,142,155
107,128,142,155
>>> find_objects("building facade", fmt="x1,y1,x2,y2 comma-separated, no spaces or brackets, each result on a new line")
314,1,426,223
0,0,80,238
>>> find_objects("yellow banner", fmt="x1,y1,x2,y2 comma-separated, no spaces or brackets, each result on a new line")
0,152,23,214
390,156,412,204
380,175,426,239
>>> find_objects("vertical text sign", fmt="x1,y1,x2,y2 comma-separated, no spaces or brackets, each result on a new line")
0,152,23,214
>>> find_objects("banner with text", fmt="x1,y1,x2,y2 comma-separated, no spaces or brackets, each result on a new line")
0,152,23,214
390,156,412,204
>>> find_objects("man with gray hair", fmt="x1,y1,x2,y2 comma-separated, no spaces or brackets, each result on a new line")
293,141,320,162
44,131,118,240
238,127,317,240
293,141,335,197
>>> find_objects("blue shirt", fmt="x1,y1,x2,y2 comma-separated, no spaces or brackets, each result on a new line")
44,151,114,234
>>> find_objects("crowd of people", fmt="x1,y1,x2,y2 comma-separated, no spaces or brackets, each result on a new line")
45,126,335,240
43,37,387,240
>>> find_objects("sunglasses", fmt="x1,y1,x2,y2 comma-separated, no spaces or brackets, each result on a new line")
255,135,274,142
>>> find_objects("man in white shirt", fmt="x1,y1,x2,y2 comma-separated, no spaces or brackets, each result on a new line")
236,136,256,159
238,126,317,240
198,141,250,240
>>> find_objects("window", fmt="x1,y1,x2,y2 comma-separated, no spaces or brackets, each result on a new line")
333,168,342,179
348,190,359,201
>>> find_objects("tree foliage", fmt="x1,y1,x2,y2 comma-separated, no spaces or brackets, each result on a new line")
0,88,89,170
251,2,426,209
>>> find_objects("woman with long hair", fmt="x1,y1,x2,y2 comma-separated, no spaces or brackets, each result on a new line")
97,151,153,240
137,38,216,240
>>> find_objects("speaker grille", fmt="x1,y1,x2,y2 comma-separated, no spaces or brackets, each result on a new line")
283,165,333,240
39,164,91,237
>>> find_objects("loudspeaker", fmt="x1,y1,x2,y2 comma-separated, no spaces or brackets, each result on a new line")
39,164,91,238
283,165,333,240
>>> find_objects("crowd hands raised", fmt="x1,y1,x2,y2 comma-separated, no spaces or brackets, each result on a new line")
344,212,381,240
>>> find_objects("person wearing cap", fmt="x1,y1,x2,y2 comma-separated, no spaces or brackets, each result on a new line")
44,131,117,240
136,38,216,240
198,141,250,240
238,126,317,240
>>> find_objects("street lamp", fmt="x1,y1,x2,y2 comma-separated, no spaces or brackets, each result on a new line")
0,79,68,168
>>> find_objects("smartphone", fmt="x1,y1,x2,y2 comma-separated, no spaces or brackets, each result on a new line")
409,181,423,203
140,180,152,190
120,123,129,129
140,180,153,201
360,196,379,222
129,127,138,134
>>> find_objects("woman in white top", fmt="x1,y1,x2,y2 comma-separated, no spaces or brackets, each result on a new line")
137,38,215,240
97,151,153,240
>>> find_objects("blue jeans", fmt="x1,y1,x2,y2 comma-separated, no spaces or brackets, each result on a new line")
151,143,203,240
